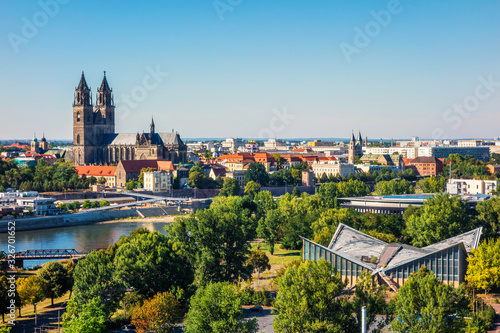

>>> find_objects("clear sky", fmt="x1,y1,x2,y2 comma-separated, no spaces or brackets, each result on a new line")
0,0,499,140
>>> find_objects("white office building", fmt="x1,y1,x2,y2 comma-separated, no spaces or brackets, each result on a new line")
143,170,173,194
447,179,499,195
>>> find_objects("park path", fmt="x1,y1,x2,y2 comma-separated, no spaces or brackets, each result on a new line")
488,303,500,332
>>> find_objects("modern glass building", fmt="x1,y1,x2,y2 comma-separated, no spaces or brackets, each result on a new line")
302,224,482,290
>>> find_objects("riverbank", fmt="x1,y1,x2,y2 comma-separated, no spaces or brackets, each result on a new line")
0,206,184,233
97,214,187,224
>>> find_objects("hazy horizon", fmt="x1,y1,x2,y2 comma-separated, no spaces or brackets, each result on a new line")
1,1,499,140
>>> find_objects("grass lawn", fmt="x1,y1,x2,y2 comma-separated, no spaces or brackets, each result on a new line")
250,242,302,266
0,291,70,327
249,241,302,291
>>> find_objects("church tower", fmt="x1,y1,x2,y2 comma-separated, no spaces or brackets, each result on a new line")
96,71,115,134
348,132,356,164
73,72,94,166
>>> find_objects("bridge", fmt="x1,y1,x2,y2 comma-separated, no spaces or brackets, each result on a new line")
0,249,92,269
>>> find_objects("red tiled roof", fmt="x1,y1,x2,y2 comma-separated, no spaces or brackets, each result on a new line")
75,166,116,177
408,157,443,164
118,160,174,173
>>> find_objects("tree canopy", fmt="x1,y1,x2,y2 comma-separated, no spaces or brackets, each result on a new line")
404,193,474,247
466,238,500,293
273,260,356,332
184,282,258,333
391,267,466,333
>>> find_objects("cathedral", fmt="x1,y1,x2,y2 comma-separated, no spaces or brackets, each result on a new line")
348,131,364,164
72,72,187,166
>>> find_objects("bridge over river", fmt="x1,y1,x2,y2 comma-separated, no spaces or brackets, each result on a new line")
0,248,95,269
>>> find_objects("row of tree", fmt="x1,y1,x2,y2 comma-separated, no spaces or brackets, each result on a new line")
0,261,74,322
0,159,90,193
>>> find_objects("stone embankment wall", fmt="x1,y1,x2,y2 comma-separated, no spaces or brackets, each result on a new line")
0,207,170,233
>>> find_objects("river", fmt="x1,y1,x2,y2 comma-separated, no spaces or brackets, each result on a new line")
1,221,170,268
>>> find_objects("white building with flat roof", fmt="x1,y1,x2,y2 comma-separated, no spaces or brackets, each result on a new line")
311,161,355,178
446,179,498,195
143,170,173,194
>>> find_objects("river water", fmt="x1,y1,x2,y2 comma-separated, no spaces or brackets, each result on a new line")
1,221,170,268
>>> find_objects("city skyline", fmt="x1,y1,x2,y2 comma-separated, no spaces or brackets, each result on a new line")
1,0,499,140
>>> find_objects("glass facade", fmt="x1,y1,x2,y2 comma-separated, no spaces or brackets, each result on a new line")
385,245,461,284
303,239,464,286
303,238,367,283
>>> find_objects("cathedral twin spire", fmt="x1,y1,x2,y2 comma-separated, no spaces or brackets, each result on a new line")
75,71,113,107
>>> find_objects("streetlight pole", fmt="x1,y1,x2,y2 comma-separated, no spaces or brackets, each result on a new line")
284,180,287,195
34,302,37,326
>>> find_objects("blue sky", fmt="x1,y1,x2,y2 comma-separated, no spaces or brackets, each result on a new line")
0,0,499,140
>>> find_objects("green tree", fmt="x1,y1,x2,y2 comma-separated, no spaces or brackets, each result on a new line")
244,181,261,198
65,260,76,297
0,275,11,323
466,238,500,294
17,276,47,313
316,180,370,209
257,208,282,255
37,261,69,305
167,196,256,286
63,297,108,333
184,282,258,333
273,260,356,332
279,193,323,250
269,169,295,186
138,167,155,185
273,154,285,170
404,193,474,247
391,267,465,333
97,176,107,185
100,200,110,207
125,180,135,190
188,171,205,189
311,208,355,246
476,197,500,239
82,199,91,209
247,249,271,281
113,230,193,299
88,176,97,185
320,172,329,183
219,177,240,196
375,179,414,195
71,200,81,210
490,153,500,164
72,250,123,314
244,163,269,186
351,270,389,332
292,186,301,197
253,190,276,222
131,292,181,333
416,176,447,193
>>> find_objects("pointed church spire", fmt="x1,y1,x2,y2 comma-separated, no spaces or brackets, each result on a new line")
77,71,90,91
97,71,113,107
99,71,111,91
75,71,92,106
357,131,363,147
351,131,355,142
150,116,155,134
